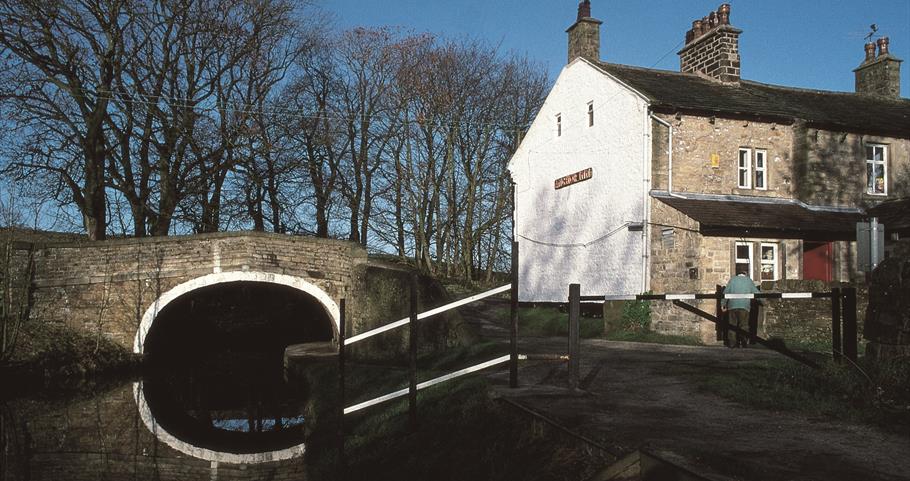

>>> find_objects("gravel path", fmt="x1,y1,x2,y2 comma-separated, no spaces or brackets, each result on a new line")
465,299,910,481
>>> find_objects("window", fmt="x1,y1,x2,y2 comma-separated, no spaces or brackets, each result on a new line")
738,148,752,189
754,150,767,190
866,144,887,195
587,102,594,127
556,113,562,137
760,243,779,281
734,242,753,279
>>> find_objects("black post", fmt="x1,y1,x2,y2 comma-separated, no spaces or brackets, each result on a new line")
510,241,519,388
568,283,580,390
831,287,841,362
715,285,725,343
748,299,759,345
408,273,419,430
337,298,346,476
843,287,858,363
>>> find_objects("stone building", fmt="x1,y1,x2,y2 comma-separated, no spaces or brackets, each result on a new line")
508,1,910,340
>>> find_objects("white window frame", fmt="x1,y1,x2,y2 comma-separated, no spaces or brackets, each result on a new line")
734,242,754,280
556,113,562,137
754,149,768,190
737,148,752,189
759,243,779,281
865,144,888,196
587,101,594,127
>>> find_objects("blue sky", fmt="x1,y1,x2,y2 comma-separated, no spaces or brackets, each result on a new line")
317,0,910,98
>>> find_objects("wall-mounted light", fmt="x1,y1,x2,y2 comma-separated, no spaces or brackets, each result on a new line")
627,222,645,232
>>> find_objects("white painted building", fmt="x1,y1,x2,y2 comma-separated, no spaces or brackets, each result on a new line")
508,57,652,301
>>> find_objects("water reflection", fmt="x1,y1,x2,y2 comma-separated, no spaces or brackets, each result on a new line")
137,355,310,463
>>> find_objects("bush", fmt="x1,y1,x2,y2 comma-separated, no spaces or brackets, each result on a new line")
620,296,651,332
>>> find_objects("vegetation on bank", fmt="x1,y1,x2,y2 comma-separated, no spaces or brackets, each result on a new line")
0,321,139,395
300,342,613,481
665,357,910,434
495,300,702,346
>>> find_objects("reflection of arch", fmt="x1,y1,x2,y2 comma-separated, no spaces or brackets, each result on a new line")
133,382,306,463
134,271,340,354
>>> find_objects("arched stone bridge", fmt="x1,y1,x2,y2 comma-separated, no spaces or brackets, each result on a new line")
8,231,431,356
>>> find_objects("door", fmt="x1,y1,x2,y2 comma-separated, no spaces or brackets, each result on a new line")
803,241,833,282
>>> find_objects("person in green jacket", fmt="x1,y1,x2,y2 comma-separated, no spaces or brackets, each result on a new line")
722,270,759,348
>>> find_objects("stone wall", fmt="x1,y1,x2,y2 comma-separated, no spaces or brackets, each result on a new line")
793,126,910,208
652,113,795,198
8,232,365,351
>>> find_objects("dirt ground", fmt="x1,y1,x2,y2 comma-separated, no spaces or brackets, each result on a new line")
463,299,910,481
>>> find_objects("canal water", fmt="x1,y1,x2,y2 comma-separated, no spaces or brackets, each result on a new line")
1,354,324,481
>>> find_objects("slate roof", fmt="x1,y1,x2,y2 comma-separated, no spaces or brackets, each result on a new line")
595,62,910,138
867,197,910,235
651,191,865,241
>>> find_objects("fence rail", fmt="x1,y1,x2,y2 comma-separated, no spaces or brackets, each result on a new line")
590,292,833,302
345,284,511,345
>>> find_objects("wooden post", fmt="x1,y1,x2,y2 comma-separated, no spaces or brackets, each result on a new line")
510,241,519,388
568,283,580,390
408,273,419,430
831,287,841,362
715,285,725,343
748,299,759,345
843,287,858,363
337,298,346,475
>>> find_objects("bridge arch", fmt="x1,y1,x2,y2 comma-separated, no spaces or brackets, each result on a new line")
133,271,340,354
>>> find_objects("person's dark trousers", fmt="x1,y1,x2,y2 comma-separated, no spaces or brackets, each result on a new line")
728,309,749,348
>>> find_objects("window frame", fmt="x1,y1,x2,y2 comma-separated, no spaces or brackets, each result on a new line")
737,148,752,189
754,149,768,190
734,242,754,280
865,143,888,196
587,101,594,127
759,242,779,281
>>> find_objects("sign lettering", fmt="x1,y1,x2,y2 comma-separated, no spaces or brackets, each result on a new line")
554,167,593,190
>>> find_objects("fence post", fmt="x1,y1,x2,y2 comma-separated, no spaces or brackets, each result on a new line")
337,298,346,476
568,283,580,390
843,287,858,363
510,241,519,388
830,287,841,362
408,274,419,431
748,299,759,345
715,285,725,343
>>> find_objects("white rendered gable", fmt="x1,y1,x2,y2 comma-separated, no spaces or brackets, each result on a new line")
509,59,651,302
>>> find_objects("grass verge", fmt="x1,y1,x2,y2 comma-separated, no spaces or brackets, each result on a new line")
496,304,701,345
664,356,910,434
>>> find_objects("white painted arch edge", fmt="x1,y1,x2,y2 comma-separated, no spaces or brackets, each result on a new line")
133,271,341,353
132,382,306,464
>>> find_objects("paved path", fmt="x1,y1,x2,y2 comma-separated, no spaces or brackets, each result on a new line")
467,300,910,481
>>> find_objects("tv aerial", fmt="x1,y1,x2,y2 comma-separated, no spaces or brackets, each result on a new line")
865,24,878,42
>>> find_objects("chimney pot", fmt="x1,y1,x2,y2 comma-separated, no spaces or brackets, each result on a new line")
577,0,591,20
718,4,731,25
708,11,718,28
693,19,704,36
877,37,890,56
685,29,694,44
864,42,876,61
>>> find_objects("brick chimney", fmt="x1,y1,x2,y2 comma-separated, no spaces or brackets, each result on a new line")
854,37,903,98
567,0,602,63
678,4,742,83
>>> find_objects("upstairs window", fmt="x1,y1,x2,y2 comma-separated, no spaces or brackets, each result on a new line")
866,144,887,195
556,113,562,137
754,150,768,190
738,148,752,189
587,102,594,127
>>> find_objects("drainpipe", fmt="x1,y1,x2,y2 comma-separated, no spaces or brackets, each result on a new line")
650,114,684,198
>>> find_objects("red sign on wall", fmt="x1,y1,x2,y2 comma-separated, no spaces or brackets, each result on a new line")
554,167,593,190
